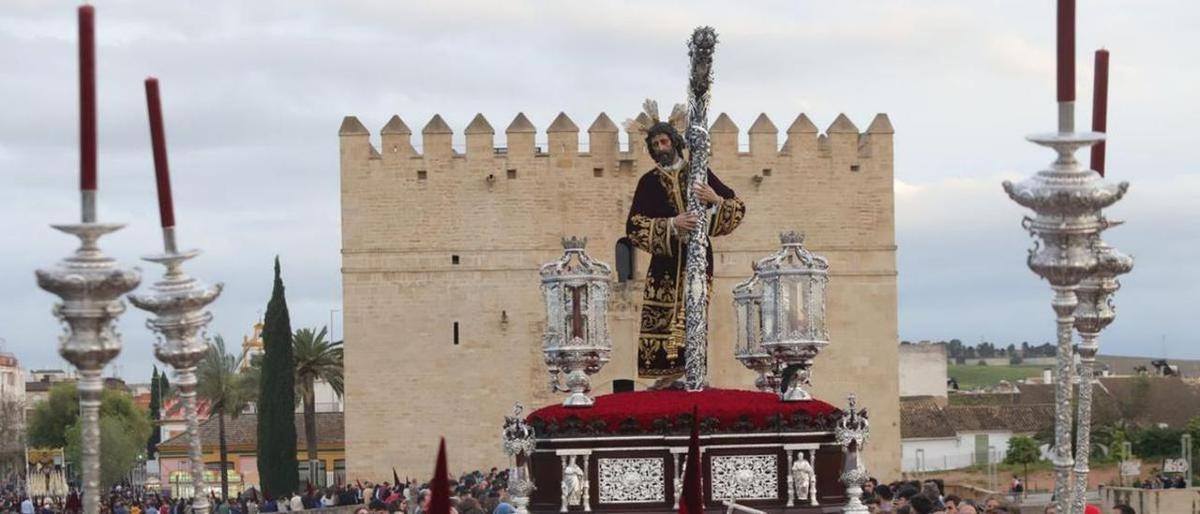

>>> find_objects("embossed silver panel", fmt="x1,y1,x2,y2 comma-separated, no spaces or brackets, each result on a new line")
710,454,779,501
597,457,666,504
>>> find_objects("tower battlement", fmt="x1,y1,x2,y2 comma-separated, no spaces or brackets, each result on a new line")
339,111,893,165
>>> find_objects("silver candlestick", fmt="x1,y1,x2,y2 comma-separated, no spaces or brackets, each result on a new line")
1003,118,1128,512
836,394,869,514
128,227,222,513
35,219,142,514
1070,239,1132,514
502,403,537,514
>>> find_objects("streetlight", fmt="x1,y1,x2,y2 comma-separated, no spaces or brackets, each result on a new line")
330,308,341,342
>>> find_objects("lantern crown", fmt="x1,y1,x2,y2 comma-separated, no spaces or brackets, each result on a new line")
780,231,805,246
561,236,588,251
757,232,829,273
835,394,869,449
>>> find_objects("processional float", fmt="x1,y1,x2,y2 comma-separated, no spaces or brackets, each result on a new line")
515,26,869,514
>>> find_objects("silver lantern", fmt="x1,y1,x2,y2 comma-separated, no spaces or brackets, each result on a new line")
732,272,777,393
540,237,613,407
757,231,830,401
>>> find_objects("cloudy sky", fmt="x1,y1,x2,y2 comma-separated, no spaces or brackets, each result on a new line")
2,1,1196,382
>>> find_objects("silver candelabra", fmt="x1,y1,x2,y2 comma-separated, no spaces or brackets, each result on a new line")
1069,240,1132,514
835,394,869,514
1003,104,1129,513
35,214,142,514
128,228,222,513
502,403,537,514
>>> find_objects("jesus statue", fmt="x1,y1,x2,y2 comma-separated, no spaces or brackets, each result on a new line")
624,104,746,389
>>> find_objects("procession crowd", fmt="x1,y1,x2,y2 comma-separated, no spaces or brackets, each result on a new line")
856,478,1137,514
0,468,517,514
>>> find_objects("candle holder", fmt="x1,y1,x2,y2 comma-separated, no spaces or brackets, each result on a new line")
35,222,142,514
1003,126,1128,512
502,403,537,514
128,238,222,513
835,394,869,514
1069,239,1132,514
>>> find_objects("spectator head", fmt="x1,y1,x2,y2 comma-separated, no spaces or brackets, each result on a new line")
876,484,893,502
945,494,961,509
896,485,920,506
909,495,934,514
984,495,1004,510
1112,505,1136,514
957,500,979,514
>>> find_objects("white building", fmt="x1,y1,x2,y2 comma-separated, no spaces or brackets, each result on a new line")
899,396,1053,472
0,352,26,480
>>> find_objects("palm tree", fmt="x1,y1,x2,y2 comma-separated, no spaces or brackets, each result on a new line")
292,326,344,487
196,336,259,500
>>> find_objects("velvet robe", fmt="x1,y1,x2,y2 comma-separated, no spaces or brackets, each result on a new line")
625,163,746,378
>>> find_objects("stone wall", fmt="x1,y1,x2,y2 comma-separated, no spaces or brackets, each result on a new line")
339,111,900,479
1100,485,1200,514
900,343,948,398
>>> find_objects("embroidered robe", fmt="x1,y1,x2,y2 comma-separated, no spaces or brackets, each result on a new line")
625,163,745,378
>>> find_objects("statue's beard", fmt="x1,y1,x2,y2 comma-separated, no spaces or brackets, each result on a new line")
653,148,677,167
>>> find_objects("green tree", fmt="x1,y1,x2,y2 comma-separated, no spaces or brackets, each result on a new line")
198,336,259,500
27,382,81,448
57,386,152,488
148,366,162,458
292,326,344,487
257,257,298,497
1004,435,1042,487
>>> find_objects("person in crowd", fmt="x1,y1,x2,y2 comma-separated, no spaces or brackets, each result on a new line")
1111,505,1135,514
943,494,961,513
289,492,303,512
875,485,895,513
907,495,934,514
895,485,919,509
982,495,1004,512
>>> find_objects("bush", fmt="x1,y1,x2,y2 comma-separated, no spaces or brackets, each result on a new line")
977,360,988,366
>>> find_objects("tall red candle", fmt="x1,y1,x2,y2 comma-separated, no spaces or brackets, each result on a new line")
144,78,175,228
1090,49,1110,176
1056,0,1075,102
79,5,97,191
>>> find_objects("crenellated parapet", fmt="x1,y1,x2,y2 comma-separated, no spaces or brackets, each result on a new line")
339,111,893,170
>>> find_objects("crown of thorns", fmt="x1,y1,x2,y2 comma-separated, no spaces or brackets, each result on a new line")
623,99,687,133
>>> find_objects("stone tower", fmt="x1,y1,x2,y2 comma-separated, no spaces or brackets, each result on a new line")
339,110,900,479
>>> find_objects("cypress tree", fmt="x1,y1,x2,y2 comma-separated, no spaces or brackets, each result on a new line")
158,369,170,397
147,367,161,458
257,257,298,497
